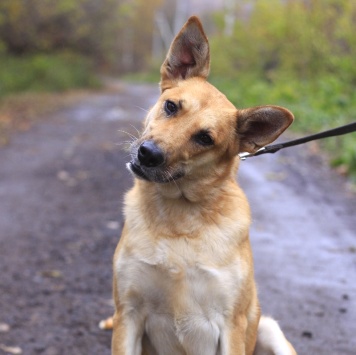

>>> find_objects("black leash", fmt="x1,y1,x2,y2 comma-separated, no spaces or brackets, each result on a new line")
239,121,356,160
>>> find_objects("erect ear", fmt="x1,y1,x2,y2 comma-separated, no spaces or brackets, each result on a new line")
160,16,210,91
237,105,294,153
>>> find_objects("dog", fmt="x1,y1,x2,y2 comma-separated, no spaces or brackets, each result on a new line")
108,16,297,355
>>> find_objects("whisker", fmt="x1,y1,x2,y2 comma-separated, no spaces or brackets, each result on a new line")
134,105,149,113
116,138,136,145
115,141,134,150
129,124,141,137
166,169,180,191
117,129,138,140
115,140,134,145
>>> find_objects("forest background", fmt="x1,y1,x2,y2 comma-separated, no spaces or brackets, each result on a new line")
0,0,355,178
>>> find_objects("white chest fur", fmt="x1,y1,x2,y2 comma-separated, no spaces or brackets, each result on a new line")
115,231,249,355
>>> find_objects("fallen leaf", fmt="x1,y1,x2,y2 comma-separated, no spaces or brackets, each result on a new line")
57,170,70,181
41,270,63,278
0,323,10,332
56,171,77,187
0,344,22,354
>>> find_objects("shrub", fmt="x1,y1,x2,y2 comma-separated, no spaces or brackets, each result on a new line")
0,52,99,96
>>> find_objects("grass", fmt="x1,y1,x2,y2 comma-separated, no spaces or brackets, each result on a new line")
0,52,100,97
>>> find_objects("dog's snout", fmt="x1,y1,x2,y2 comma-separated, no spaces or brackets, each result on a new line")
138,141,164,167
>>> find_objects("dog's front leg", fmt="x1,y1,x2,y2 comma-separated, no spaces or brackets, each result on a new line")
111,308,144,355
226,314,255,355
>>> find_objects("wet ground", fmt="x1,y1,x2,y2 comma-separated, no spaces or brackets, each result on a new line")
0,82,355,355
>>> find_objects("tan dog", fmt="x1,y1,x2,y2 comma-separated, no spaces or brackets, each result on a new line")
110,16,297,355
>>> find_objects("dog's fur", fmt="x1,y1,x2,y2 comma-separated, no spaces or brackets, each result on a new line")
110,16,297,355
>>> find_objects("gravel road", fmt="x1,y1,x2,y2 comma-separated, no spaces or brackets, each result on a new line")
0,82,355,355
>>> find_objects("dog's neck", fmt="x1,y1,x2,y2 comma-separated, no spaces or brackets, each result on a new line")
140,157,240,203
126,158,249,239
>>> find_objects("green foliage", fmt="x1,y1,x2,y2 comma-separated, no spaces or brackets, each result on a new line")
0,0,115,62
211,75,356,177
0,52,99,96
211,0,356,82
209,0,356,178
0,0,163,72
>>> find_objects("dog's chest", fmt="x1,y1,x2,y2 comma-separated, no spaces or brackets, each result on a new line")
116,237,246,354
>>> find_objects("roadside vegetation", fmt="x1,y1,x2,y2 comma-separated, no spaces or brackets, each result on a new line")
0,0,162,144
209,0,356,178
0,0,161,97
0,53,98,96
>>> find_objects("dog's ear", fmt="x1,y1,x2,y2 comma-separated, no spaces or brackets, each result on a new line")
237,106,294,153
160,16,210,91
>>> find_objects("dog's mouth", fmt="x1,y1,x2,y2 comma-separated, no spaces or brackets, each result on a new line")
127,161,184,183
128,162,150,181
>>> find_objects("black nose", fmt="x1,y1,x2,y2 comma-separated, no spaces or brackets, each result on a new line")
138,141,164,167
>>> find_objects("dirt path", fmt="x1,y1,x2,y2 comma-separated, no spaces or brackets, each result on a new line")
0,83,355,355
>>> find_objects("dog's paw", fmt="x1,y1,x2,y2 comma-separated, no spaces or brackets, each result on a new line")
98,316,114,330
254,316,297,355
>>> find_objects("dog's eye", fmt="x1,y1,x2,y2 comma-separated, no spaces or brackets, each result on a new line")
195,131,214,146
164,100,178,116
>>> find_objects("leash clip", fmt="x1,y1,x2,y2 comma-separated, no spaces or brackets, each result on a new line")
238,121,356,161
238,147,266,161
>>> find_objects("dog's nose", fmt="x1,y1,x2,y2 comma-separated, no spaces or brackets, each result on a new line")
138,141,164,167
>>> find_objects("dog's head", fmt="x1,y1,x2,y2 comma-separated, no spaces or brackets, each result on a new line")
128,16,293,185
